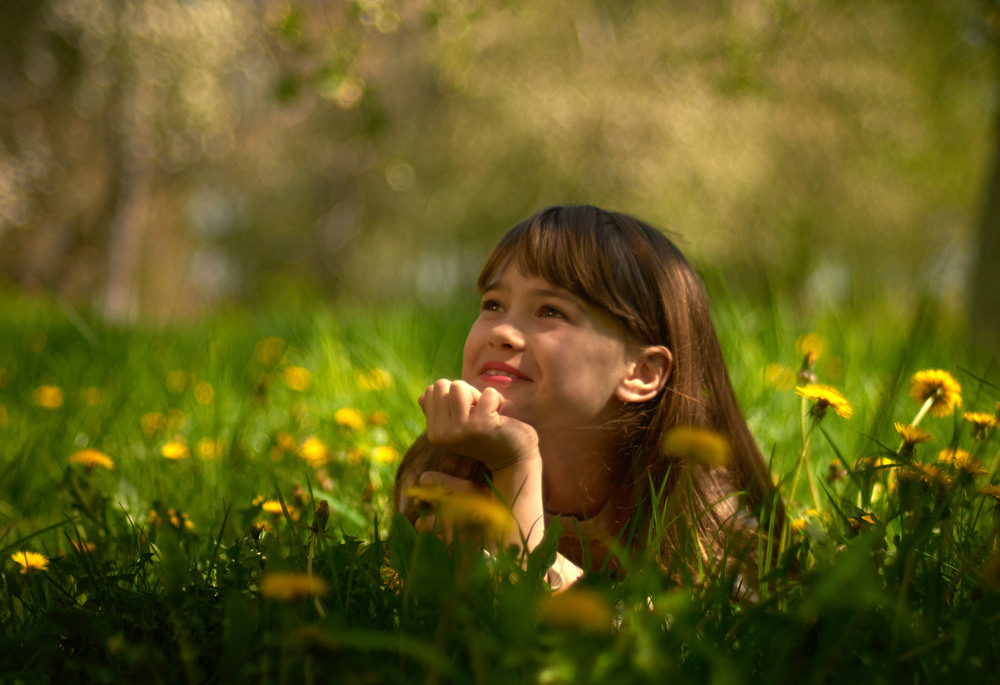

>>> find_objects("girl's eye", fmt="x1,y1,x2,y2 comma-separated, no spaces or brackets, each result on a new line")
480,299,502,313
538,305,566,319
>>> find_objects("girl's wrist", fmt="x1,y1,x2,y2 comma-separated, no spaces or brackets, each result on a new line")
490,455,545,552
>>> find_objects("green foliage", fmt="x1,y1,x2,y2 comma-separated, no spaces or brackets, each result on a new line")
0,288,999,682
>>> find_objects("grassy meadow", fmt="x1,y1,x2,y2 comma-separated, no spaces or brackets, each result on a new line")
1,283,999,683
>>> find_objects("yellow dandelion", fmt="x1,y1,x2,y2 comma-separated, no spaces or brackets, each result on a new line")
661,425,731,468
69,540,97,554
964,411,999,440
276,432,298,452
261,499,285,515
34,385,64,409
69,448,114,471
537,587,614,633
161,441,190,461
260,572,329,601
763,363,796,391
938,448,987,476
283,366,312,392
355,368,392,391
254,337,286,366
437,491,514,539
910,369,962,419
895,422,933,447
796,384,853,419
193,382,215,405
899,463,954,488
347,447,367,464
367,410,389,427
141,412,166,436
166,370,188,393
371,445,399,465
300,436,329,467
979,484,1000,501
791,517,808,532
196,437,222,459
797,333,827,363
405,483,449,503
166,409,186,431
82,387,102,406
11,550,48,574
334,408,365,432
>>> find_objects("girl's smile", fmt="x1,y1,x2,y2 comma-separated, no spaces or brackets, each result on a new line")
462,265,633,437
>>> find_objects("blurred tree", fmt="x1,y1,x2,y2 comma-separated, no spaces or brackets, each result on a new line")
0,0,995,326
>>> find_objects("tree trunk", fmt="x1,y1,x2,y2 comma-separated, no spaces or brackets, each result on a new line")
969,93,1000,349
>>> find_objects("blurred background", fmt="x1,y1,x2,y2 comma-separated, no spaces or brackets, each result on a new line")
1,0,997,342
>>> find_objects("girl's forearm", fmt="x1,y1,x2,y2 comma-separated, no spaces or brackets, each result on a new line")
490,456,545,553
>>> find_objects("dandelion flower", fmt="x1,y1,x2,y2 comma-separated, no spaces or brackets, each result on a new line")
979,484,1000,502
796,384,853,419
763,364,796,391
964,411,999,440
283,366,312,392
82,387,102,406
899,463,953,488
355,368,391,391
334,408,365,432
69,448,114,471
367,410,389,427
33,385,64,409
254,337,286,366
69,541,97,554
260,572,329,601
166,370,188,393
300,436,329,467
437,491,514,539
276,432,298,452
661,426,731,468
371,445,399,465
910,369,962,418
161,441,190,461
11,550,48,574
797,333,827,364
142,412,166,436
261,499,286,515
537,587,614,633
895,422,932,447
196,438,221,459
938,448,986,477
193,382,214,404
404,483,450,504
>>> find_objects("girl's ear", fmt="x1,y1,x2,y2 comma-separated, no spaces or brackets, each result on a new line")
616,346,673,403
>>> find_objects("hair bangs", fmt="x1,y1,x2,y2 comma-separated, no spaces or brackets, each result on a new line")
476,206,655,342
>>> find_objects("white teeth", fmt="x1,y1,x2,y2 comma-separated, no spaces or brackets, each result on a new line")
484,369,517,378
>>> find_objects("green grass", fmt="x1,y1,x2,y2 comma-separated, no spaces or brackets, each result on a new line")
1,285,998,683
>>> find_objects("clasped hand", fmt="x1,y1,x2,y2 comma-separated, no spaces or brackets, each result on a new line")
418,379,539,473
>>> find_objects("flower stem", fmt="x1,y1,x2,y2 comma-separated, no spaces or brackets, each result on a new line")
911,395,936,428
789,415,818,509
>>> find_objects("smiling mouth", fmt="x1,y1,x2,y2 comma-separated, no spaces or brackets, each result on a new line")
483,369,520,379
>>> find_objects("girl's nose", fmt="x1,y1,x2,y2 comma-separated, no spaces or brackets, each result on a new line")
487,319,525,350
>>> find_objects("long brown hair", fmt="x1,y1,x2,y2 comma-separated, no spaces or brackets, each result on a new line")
477,206,781,580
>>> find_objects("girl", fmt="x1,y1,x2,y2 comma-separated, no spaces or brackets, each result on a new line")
395,205,778,590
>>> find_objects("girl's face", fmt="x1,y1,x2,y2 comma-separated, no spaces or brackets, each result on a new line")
462,265,634,439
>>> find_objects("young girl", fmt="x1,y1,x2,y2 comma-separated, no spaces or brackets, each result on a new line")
395,205,778,590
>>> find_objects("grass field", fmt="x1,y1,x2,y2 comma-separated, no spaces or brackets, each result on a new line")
1,282,998,683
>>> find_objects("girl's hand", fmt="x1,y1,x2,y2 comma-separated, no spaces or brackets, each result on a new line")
419,379,539,472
